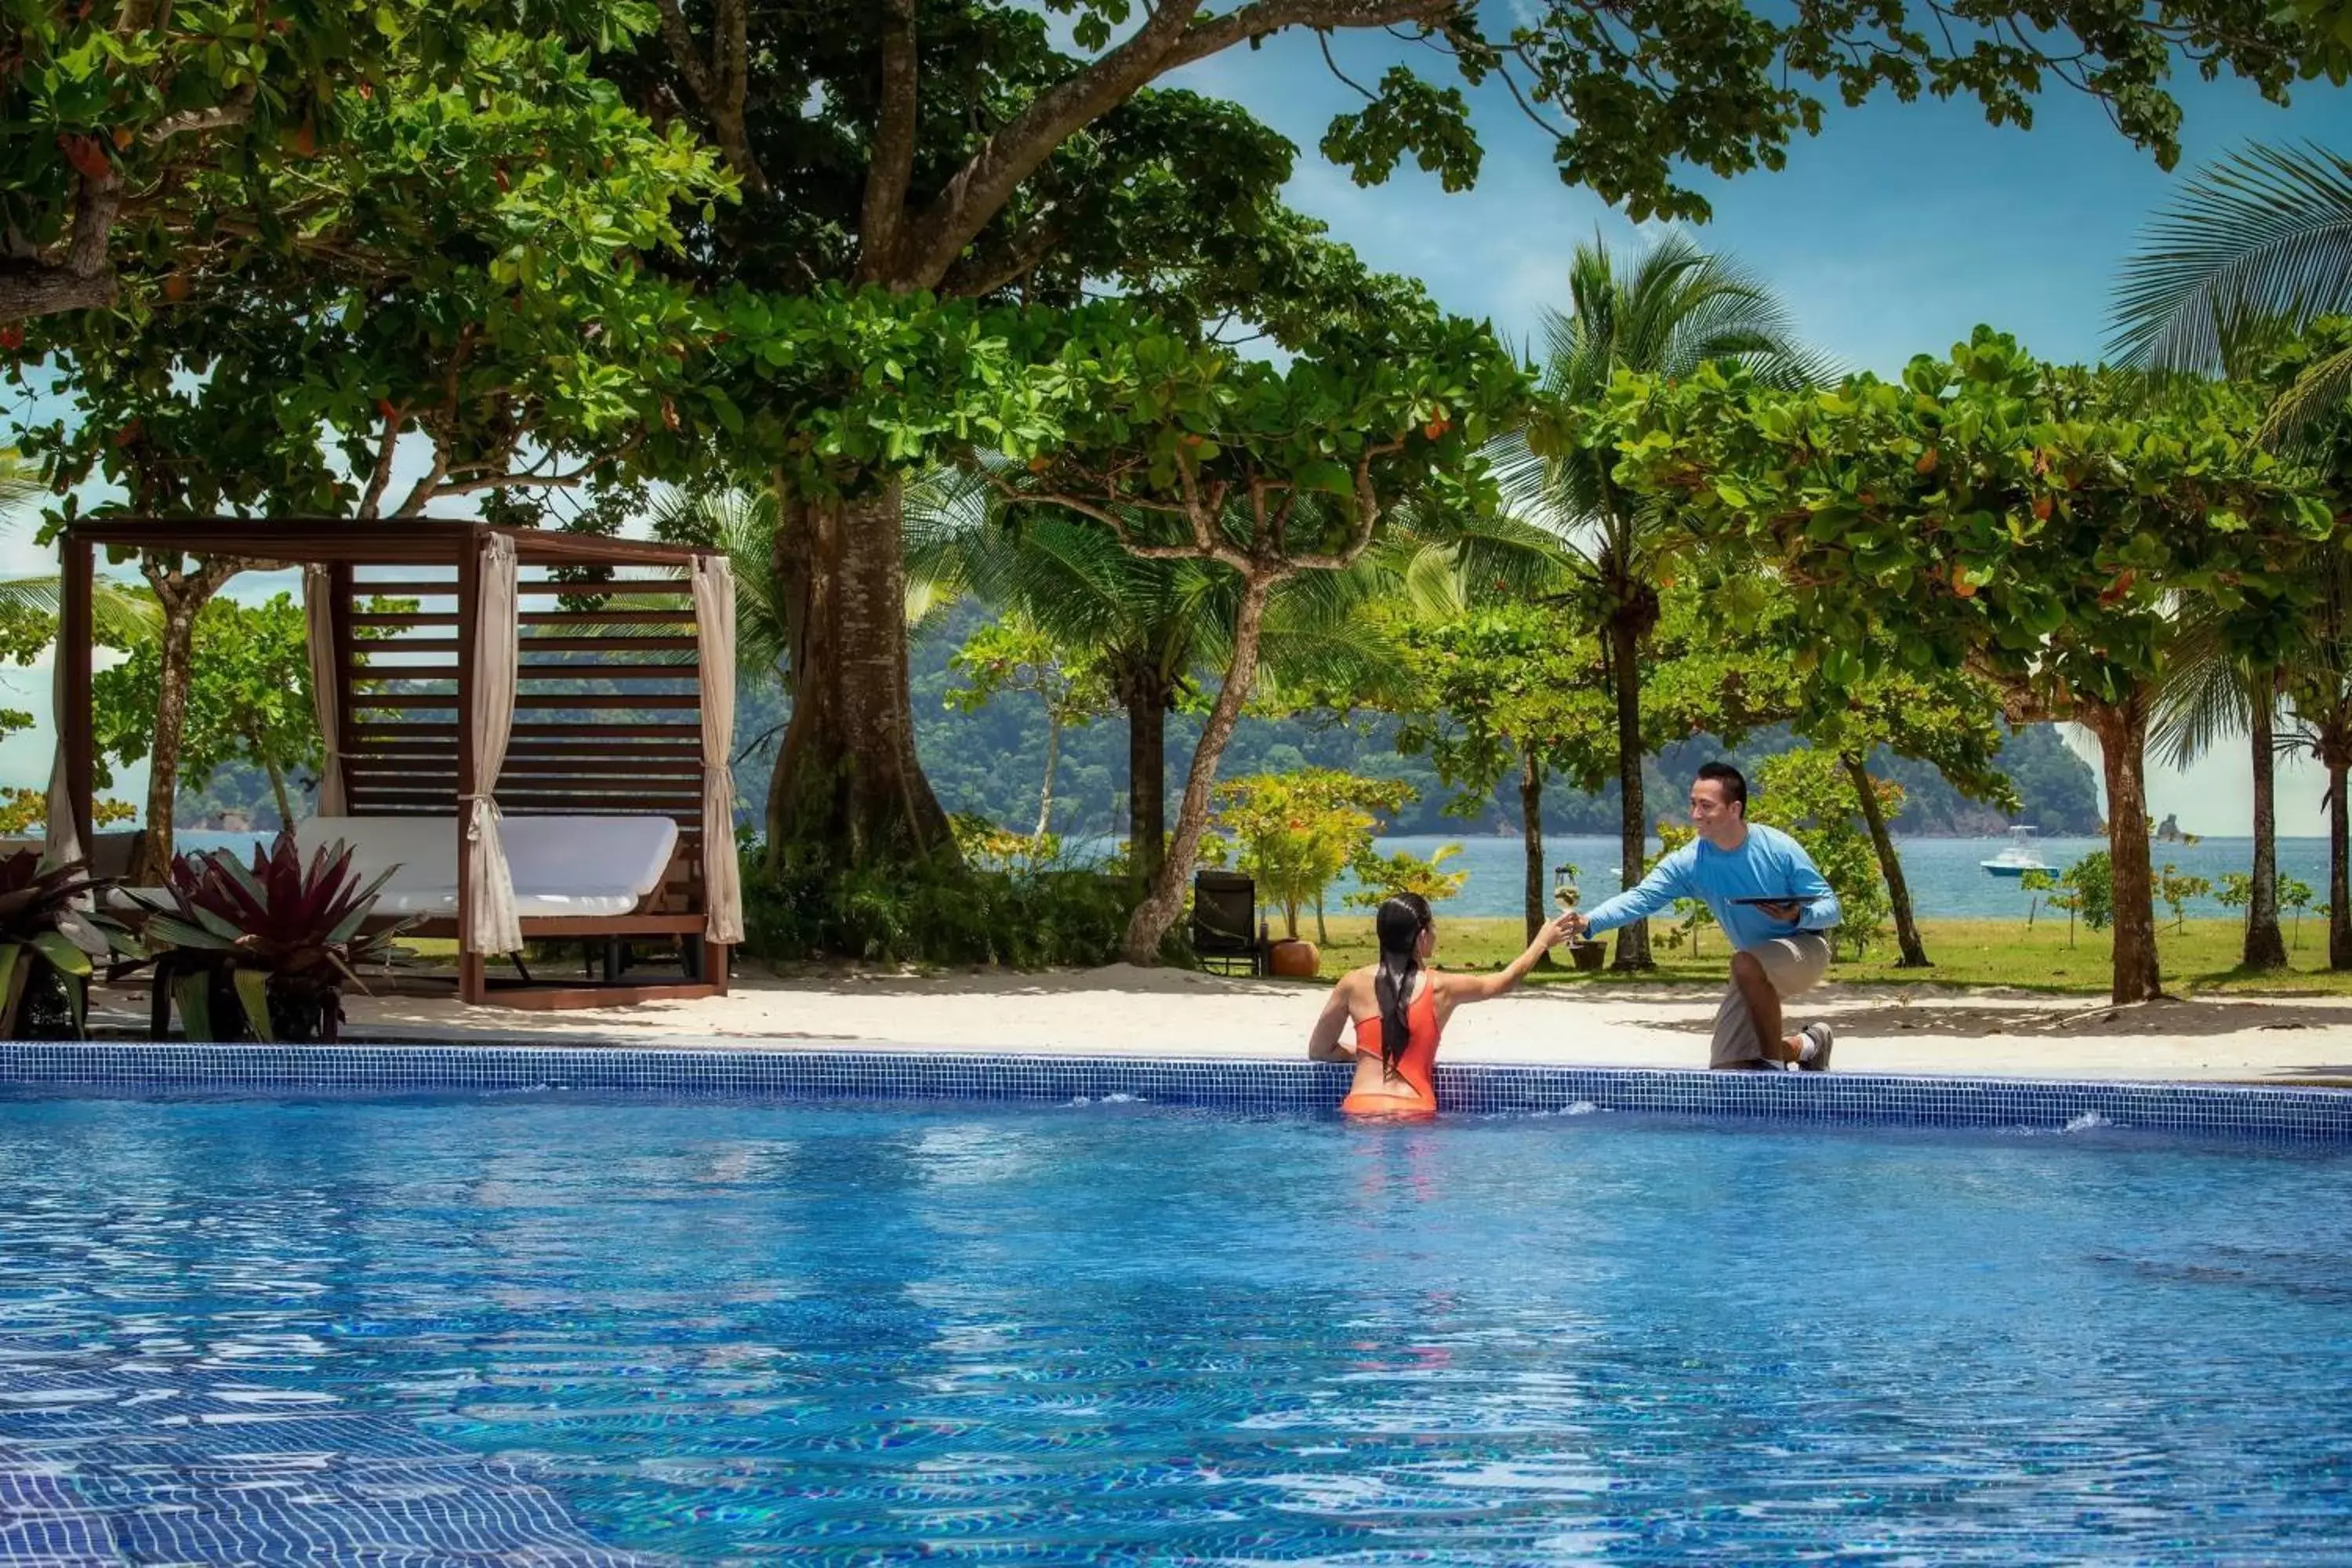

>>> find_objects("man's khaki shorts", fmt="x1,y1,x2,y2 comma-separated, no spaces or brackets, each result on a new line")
1711,931,1833,1068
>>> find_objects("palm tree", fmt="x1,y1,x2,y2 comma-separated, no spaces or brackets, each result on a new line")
2110,142,2352,432
2153,641,2292,971
1493,234,1829,968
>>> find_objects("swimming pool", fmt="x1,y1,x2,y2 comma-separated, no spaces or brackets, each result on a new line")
2,1094,2348,1563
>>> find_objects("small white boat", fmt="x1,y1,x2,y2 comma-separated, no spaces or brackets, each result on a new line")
1981,826,2053,878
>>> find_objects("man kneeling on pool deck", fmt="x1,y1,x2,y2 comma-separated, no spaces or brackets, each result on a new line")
1562,761,1842,1072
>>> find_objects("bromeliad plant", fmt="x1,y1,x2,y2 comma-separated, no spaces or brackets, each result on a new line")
138,837,409,1044
0,851,141,1039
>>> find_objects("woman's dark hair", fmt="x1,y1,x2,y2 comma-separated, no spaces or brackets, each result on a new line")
1373,893,1433,1077
1696,760,1748,815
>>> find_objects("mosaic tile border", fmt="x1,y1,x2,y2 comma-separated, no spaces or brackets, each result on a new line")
1,1041,2349,1144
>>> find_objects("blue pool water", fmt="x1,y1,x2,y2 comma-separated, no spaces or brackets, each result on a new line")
2,1096,2350,1563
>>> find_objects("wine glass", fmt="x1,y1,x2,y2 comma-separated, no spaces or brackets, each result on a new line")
1552,862,1582,944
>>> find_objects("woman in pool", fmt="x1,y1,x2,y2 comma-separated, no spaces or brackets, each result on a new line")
1307,893,1576,1117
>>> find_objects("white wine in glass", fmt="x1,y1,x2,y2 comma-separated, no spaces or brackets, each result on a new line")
1552,866,1582,943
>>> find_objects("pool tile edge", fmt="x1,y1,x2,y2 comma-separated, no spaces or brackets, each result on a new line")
2,1043,2348,1144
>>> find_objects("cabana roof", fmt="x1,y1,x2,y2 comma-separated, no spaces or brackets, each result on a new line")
67,517,718,568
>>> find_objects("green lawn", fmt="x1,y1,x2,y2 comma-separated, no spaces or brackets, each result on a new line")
1301,914,2352,996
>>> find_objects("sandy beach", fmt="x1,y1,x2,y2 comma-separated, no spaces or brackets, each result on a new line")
162,964,2352,1085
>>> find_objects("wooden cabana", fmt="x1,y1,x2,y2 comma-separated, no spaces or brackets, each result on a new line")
49,519,743,1008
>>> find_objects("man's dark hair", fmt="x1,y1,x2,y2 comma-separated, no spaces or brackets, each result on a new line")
1695,761,1748,815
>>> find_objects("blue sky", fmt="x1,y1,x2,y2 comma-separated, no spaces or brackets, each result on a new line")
1170,29,2352,835
1169,27,2352,374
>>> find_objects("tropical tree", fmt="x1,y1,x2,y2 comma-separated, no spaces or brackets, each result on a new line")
2192,316,2352,971
92,593,319,829
1494,233,1828,968
1748,748,1893,960
1393,604,1609,952
14,20,724,877
1606,329,2332,1003
1207,769,1412,942
2153,648,2293,968
2288,558,2352,968
1000,307,1527,962
614,0,2326,885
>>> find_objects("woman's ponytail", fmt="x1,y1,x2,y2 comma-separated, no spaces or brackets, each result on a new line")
1371,894,1432,1078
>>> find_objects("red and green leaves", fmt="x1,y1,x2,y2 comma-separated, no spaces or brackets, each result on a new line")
136,834,410,1042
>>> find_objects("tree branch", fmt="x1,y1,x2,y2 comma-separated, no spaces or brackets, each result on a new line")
891,0,1207,286
855,0,922,282
1288,442,1401,570
428,466,597,501
388,439,453,519
0,158,122,325
895,0,1450,287
355,410,403,520
652,0,769,195
938,214,1065,299
147,83,256,143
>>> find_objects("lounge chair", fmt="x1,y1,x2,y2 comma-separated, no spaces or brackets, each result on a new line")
1191,869,1264,977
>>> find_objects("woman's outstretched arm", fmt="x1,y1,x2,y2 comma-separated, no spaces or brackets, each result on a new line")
1440,916,1573,1004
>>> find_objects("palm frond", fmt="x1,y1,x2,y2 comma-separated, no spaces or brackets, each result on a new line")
2261,342,2352,443
0,452,38,520
2151,648,2256,769
2111,141,2352,372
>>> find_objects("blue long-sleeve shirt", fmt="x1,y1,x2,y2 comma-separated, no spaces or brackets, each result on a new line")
1581,824,1840,952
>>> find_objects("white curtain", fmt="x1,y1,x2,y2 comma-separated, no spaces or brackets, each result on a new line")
41,650,82,870
463,534,522,954
301,565,346,817
691,554,743,945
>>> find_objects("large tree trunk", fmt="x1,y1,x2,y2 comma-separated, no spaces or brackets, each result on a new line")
2332,750,2351,971
1519,746,1552,965
2244,680,2288,971
765,485,952,874
1606,617,1653,970
1844,750,1928,967
1123,577,1274,964
1120,670,1169,891
133,555,237,884
2083,695,2162,1004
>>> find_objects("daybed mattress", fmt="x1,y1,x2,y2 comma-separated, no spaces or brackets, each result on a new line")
282,814,682,918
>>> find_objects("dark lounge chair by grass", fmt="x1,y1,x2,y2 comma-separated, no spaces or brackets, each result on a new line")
1191,869,1263,977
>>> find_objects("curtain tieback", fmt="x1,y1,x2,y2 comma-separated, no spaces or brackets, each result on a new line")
459,793,502,843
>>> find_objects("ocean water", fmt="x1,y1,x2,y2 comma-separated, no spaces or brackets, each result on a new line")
1341,833,2335,921
0,1094,2347,1563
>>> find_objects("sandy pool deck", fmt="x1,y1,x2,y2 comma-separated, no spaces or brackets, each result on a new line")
216,964,2352,1086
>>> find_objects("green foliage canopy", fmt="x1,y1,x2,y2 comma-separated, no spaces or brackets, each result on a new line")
1602,328,2334,708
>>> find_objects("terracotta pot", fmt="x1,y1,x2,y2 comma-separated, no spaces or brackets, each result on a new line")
1268,938,1321,978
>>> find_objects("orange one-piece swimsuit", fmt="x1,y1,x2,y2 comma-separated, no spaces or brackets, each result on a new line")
1339,984,1443,1117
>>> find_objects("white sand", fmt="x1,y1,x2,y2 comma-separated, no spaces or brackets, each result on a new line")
245,964,2352,1084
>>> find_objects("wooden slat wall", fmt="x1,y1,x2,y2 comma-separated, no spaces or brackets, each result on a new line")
337,568,711,916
